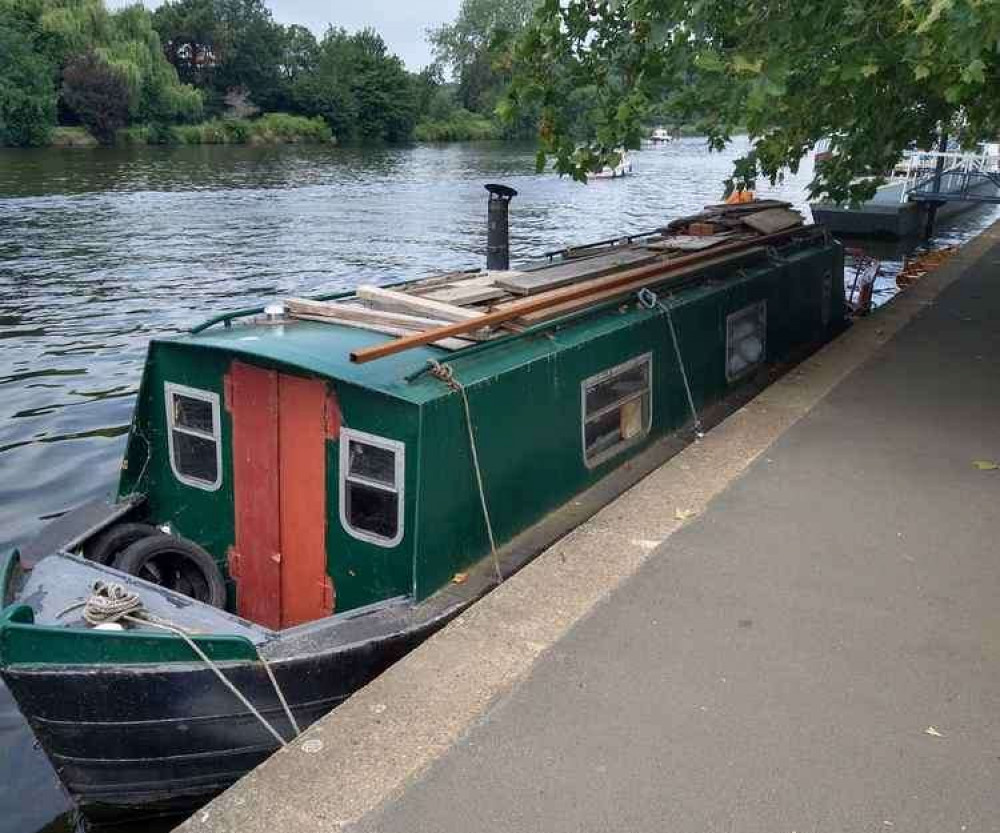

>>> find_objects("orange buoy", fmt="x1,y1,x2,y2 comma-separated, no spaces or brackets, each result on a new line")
725,189,755,205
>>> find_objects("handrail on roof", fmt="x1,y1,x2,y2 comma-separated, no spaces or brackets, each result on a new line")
188,288,355,335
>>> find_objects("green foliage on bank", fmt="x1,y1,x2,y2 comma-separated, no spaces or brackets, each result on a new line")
0,15,58,146
116,113,333,145
0,0,202,147
428,0,539,139
50,126,99,147
414,109,499,142
0,0,539,148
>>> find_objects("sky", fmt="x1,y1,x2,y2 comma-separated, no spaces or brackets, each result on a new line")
109,0,464,70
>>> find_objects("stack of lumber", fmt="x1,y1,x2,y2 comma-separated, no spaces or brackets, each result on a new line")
285,285,493,351
348,224,818,364
663,199,804,238
279,199,811,362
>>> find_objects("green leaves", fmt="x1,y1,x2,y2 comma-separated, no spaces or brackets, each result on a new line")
732,54,762,75
511,0,1000,201
694,50,724,72
962,59,986,86
915,0,954,34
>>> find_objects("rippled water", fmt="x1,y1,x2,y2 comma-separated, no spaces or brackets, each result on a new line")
1,138,998,832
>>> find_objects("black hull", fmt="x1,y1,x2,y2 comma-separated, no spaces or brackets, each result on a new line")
3,627,432,820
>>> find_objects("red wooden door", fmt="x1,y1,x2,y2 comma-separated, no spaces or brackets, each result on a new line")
227,362,334,629
278,374,334,626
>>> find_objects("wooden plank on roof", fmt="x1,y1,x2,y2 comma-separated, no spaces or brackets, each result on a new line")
291,313,473,351
647,233,737,252
513,247,768,324
286,298,448,330
349,227,816,364
703,198,792,213
402,269,482,293
494,248,659,296
740,207,804,234
421,283,507,306
356,285,485,322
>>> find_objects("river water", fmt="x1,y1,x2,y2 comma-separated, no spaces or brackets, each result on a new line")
1,138,998,832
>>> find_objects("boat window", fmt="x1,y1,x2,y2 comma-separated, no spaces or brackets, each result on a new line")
726,301,767,382
165,383,222,491
340,428,404,547
581,354,652,467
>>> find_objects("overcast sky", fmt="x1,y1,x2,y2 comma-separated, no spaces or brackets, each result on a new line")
112,0,463,70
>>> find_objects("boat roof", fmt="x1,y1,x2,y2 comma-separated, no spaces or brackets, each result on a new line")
172,319,454,405
170,260,743,407
166,201,813,407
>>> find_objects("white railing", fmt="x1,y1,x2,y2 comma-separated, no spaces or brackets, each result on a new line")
898,149,1000,202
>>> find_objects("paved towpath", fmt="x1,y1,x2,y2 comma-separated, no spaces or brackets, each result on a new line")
350,238,1000,831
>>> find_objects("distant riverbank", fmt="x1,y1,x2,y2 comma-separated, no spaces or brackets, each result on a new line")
43,113,333,148
30,111,510,149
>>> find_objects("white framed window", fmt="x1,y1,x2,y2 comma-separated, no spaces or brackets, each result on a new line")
339,428,405,548
726,301,767,382
165,383,223,491
581,353,653,468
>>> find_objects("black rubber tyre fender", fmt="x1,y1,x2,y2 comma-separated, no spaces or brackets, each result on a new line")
114,534,227,609
84,522,163,566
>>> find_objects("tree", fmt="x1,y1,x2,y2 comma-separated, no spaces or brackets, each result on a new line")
295,28,416,142
507,0,1000,202
104,4,203,125
0,12,58,146
279,24,319,84
0,0,201,139
429,0,537,117
211,0,283,109
153,0,284,111
151,0,220,89
61,50,130,143
348,28,416,142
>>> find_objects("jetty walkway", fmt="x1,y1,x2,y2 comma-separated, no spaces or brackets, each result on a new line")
183,221,1000,833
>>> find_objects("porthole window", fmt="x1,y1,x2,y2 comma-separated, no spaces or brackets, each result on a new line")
339,428,404,547
581,353,652,467
165,383,222,491
726,301,767,382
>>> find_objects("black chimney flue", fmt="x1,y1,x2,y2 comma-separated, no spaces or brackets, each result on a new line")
485,183,517,271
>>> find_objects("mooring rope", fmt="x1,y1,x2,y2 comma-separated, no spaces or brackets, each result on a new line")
637,288,704,437
427,359,504,585
58,581,300,746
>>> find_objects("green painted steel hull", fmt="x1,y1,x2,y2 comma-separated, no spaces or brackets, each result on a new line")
3,232,844,659
112,235,843,613
0,231,844,816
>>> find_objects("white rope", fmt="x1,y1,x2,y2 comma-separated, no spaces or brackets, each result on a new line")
134,616,297,747
637,288,704,437
428,360,504,585
59,581,300,746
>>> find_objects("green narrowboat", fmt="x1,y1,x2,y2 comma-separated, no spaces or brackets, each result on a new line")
0,195,845,819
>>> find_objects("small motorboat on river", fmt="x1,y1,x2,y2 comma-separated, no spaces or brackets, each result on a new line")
589,149,633,179
0,192,844,820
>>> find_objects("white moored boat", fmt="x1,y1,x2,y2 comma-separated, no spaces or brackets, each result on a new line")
590,150,633,179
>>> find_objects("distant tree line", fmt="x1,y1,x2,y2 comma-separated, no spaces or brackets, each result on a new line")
0,0,540,147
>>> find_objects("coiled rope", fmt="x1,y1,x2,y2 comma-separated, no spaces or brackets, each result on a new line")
427,360,504,585
637,288,704,437
59,581,300,747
